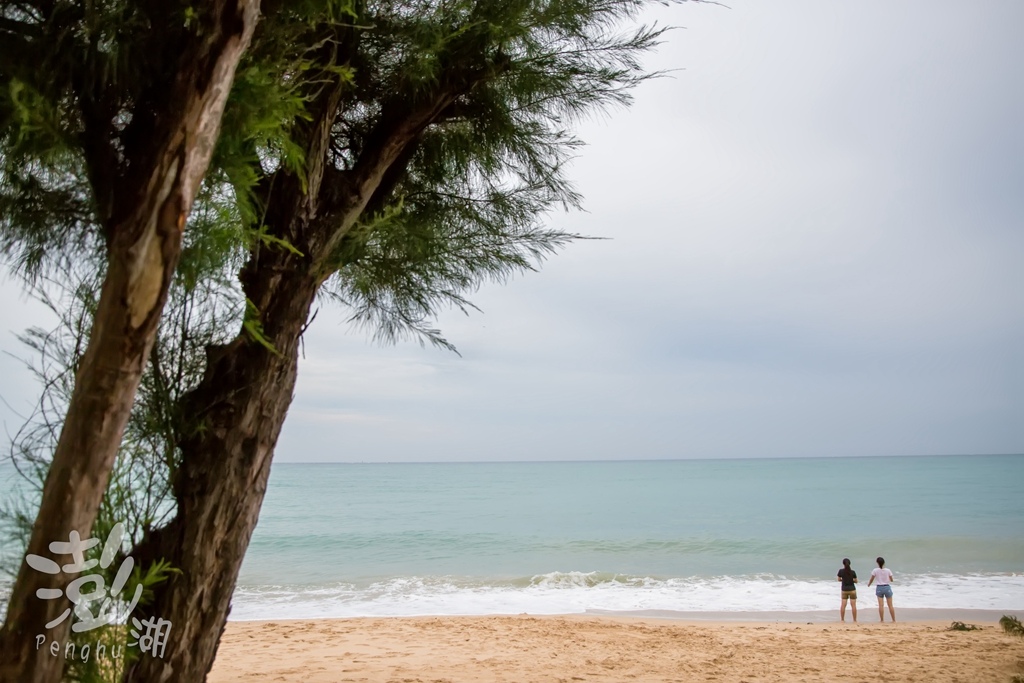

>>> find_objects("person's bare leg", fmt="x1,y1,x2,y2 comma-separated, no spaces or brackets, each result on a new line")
852,598,857,622
886,596,895,622
841,596,847,621
877,597,885,621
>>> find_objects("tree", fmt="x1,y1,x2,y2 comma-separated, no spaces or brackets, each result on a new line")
0,2,259,681
123,1,676,680
0,235,243,682
2,1,689,680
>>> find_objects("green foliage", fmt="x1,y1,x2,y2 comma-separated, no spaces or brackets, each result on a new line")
242,298,282,355
1,0,689,487
948,621,981,632
59,525,180,683
1,5,692,674
0,0,356,284
0,134,100,280
210,0,357,231
0,261,237,679
1,0,682,550
320,0,669,349
0,235,243,561
0,1,220,278
0,268,101,566
1,0,677,561
3,0,677,352
2,432,181,683
1001,615,1024,637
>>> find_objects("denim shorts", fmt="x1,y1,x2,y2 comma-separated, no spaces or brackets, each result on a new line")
875,584,893,599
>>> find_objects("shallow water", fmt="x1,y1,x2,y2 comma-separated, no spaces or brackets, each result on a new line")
229,454,1024,619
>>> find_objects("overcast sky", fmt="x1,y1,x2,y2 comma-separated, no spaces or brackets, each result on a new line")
2,0,1022,462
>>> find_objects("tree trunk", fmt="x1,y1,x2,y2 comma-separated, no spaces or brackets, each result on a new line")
0,3,258,682
124,55,494,682
124,241,318,682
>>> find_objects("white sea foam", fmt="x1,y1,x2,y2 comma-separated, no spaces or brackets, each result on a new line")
228,572,1024,621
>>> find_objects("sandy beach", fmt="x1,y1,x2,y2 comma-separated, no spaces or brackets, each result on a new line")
208,613,1024,683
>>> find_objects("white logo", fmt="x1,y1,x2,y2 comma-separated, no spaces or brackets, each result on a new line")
26,522,172,659
129,616,172,658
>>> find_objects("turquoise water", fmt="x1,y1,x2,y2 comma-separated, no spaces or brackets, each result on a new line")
4,455,1023,619
231,454,1024,618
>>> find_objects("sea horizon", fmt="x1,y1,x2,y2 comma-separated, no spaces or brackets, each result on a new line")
271,451,1024,464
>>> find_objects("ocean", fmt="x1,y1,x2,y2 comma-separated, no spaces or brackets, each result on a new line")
2,455,1023,621
229,454,1024,620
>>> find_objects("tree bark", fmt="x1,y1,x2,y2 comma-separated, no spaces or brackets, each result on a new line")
123,28,512,678
123,245,318,683
123,80,470,682
0,3,259,682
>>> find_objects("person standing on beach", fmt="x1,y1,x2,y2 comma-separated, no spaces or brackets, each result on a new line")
867,556,895,622
837,558,858,622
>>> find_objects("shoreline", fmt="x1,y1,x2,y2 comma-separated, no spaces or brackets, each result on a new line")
226,572,1024,620
584,607,1018,623
209,613,1024,682
225,607,1019,624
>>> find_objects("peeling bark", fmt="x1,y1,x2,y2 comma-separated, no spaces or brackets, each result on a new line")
0,3,259,682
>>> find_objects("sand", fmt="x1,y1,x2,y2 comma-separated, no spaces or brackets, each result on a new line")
208,613,1024,683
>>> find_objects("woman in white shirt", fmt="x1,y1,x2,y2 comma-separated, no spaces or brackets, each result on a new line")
867,556,895,622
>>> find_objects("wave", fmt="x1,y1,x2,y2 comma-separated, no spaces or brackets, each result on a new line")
238,532,1024,586
228,571,1024,621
